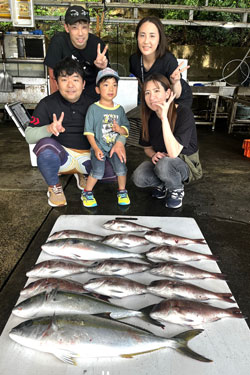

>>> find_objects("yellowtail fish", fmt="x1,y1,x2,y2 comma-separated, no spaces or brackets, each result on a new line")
9,314,212,364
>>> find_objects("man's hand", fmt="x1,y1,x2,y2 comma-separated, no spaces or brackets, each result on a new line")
94,43,108,70
47,112,65,136
110,141,126,163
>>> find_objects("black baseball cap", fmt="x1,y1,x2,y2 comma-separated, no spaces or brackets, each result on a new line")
65,5,90,25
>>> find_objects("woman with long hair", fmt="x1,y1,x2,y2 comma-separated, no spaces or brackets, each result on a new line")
132,74,202,209
129,16,192,107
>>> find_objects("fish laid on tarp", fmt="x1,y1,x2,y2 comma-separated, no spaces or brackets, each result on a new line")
47,229,103,242
146,245,217,262
145,231,206,246
101,233,149,248
12,290,162,327
83,276,147,298
147,280,234,303
88,259,150,276
9,314,212,364
149,299,244,328
41,238,146,261
149,262,226,280
26,259,93,278
20,278,87,298
103,219,161,232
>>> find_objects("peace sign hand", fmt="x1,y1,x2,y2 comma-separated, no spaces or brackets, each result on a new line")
94,43,109,69
47,112,65,136
170,61,190,85
155,91,176,120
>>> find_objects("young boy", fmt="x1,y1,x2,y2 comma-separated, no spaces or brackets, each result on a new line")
82,67,130,207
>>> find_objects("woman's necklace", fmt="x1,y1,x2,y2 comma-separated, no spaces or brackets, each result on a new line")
140,55,155,83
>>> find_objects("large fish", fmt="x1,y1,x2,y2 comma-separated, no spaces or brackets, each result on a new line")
26,259,91,278
83,276,147,298
41,238,146,261
47,229,103,242
103,219,161,232
147,280,234,303
146,245,217,262
20,278,87,298
9,314,212,364
88,259,150,276
101,233,149,248
12,290,162,327
149,262,226,280
145,231,206,246
149,299,244,327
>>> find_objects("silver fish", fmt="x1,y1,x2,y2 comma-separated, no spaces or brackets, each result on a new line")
145,231,206,246
149,299,244,327
146,245,217,262
101,233,149,248
12,290,161,327
20,278,87,298
47,229,103,242
88,259,150,276
9,314,212,364
147,280,234,303
26,259,91,278
149,262,226,280
83,276,147,298
103,219,161,232
41,238,146,261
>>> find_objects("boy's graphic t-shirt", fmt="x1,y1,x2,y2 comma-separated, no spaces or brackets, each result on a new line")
84,102,130,152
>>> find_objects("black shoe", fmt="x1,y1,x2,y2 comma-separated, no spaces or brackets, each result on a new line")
165,189,184,208
152,186,167,199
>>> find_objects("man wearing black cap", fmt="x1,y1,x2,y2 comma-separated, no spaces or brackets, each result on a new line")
44,5,109,99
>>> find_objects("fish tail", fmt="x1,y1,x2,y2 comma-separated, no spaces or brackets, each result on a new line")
173,329,212,362
227,307,245,319
195,239,207,245
218,293,234,303
139,305,165,328
211,272,227,280
206,254,220,261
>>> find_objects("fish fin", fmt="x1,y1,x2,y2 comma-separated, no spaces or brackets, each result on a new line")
211,272,227,280
218,293,235,303
173,329,212,363
53,349,79,365
139,305,165,328
195,239,207,245
152,227,161,231
89,292,111,302
120,347,165,358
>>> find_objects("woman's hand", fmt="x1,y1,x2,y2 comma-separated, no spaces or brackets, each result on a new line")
155,91,176,120
151,151,168,164
170,61,190,85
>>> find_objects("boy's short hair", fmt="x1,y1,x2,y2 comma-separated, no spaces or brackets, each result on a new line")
96,67,120,86
53,57,85,82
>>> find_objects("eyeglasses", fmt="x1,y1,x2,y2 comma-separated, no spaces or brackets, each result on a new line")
69,9,89,18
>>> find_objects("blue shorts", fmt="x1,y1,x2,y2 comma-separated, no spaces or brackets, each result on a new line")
90,149,127,180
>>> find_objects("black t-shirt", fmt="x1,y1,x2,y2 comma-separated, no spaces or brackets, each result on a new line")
44,32,108,100
29,91,93,150
139,105,198,156
129,52,192,107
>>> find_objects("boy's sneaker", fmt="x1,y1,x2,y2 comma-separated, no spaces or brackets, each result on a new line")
47,184,67,207
117,189,130,206
74,173,87,190
81,191,97,207
165,189,184,209
152,186,167,199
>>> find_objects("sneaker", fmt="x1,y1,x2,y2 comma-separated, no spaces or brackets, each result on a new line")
74,173,87,190
165,189,184,209
81,191,97,207
152,186,167,199
117,189,130,206
47,184,67,207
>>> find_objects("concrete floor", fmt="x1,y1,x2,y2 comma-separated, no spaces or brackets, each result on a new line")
0,118,250,334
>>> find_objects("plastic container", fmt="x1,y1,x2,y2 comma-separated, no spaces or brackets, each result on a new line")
242,139,250,158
